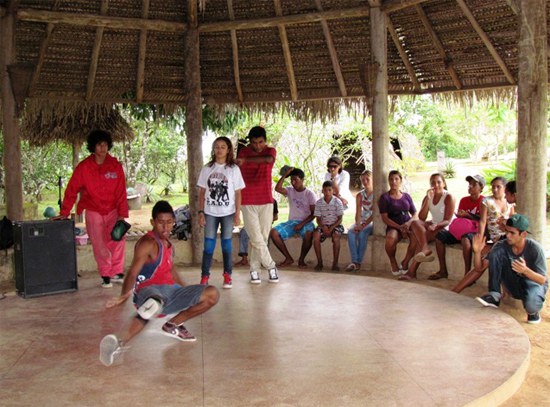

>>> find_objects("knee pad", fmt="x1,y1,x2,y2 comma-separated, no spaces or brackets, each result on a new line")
221,238,232,253
204,237,216,254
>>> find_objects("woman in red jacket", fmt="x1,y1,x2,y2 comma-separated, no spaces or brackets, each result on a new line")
59,130,129,288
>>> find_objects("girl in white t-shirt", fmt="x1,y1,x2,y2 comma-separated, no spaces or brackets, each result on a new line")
197,137,245,289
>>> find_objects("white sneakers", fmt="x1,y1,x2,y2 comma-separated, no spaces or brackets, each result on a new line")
250,268,279,284
137,298,163,320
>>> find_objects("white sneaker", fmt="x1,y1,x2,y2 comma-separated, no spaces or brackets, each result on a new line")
99,334,124,366
137,298,163,320
250,270,261,284
268,267,279,283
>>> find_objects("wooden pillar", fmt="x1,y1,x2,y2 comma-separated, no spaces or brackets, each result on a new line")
516,0,547,244
0,1,24,221
184,0,204,264
370,4,390,236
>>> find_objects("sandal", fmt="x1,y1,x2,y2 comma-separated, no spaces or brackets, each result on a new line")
398,274,416,281
344,263,357,272
428,271,448,280
413,252,435,263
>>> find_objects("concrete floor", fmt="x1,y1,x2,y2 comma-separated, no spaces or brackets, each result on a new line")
0,268,530,407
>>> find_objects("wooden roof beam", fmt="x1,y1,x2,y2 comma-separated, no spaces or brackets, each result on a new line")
136,0,150,103
415,4,462,90
382,0,430,13
387,16,421,92
29,0,62,97
17,8,186,32
17,6,370,33
456,0,515,84
274,0,297,101
200,6,369,33
315,0,347,97
86,0,109,101
227,0,243,104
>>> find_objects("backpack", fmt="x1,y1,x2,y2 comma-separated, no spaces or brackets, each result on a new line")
0,216,14,250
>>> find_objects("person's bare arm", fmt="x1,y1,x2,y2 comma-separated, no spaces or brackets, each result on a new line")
106,237,156,308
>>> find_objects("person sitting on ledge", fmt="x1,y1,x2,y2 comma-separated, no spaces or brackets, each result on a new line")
270,167,316,269
476,214,547,325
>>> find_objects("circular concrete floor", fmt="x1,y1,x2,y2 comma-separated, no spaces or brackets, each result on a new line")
0,269,530,406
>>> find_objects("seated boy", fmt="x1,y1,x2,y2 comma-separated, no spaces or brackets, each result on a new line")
270,167,316,268
431,174,485,280
313,181,345,271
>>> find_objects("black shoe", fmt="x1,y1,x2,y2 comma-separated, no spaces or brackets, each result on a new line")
101,276,112,288
476,294,500,308
527,312,542,324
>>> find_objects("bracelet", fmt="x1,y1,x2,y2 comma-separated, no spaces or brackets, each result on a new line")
198,210,205,215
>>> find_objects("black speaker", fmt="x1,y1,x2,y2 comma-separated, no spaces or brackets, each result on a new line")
14,219,78,298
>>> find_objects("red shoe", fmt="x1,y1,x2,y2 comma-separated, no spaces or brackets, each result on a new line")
223,272,232,289
200,276,209,285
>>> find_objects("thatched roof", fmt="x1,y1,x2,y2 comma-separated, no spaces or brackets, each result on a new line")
18,101,134,146
2,0,546,115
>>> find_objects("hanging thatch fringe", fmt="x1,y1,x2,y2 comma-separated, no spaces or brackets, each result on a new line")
19,100,134,146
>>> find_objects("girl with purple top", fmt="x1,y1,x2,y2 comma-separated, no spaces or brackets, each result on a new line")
378,170,417,276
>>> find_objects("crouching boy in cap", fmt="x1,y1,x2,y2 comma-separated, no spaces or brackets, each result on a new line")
476,214,548,324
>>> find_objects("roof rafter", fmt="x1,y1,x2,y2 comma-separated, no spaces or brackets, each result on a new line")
17,6,371,34
136,0,150,103
415,4,462,90
387,15,421,92
456,0,515,84
86,0,109,101
274,0,297,101
227,0,244,104
29,0,62,97
315,0,347,97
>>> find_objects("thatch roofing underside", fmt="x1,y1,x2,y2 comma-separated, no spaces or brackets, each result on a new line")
4,0,549,110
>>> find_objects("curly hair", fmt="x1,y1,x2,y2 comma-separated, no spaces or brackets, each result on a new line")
86,130,113,153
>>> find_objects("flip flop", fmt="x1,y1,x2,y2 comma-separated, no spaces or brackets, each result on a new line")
414,252,435,263
428,271,448,280
344,263,357,272
398,274,416,281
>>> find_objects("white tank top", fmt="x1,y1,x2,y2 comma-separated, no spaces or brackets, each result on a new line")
429,190,448,224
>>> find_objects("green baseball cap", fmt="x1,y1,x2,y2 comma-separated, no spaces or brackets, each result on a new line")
506,214,530,233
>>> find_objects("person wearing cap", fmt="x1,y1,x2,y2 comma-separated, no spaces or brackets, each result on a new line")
451,176,514,292
430,174,485,280
476,214,547,324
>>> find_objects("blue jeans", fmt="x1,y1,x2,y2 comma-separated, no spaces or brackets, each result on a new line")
238,228,249,256
488,245,548,314
201,214,234,277
347,223,373,264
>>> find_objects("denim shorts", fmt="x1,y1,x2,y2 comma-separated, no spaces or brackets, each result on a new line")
315,224,345,242
134,284,206,315
274,220,315,240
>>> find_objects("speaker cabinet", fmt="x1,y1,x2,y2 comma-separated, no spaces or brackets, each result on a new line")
14,219,78,298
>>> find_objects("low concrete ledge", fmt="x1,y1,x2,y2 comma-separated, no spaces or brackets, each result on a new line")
1,233,548,288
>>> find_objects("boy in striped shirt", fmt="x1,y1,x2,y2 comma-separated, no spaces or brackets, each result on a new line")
313,181,345,272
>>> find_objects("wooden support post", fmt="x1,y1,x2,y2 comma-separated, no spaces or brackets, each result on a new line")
0,1,24,221
184,0,204,264
516,0,547,244
369,4,389,237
